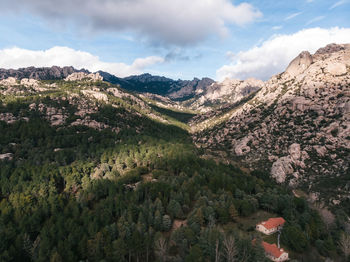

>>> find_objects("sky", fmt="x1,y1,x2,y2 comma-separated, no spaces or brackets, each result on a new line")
0,0,349,81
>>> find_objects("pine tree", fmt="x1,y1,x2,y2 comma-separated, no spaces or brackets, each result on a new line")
162,215,172,232
154,210,162,231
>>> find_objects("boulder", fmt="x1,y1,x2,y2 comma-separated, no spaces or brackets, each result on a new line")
325,63,347,76
271,156,294,183
288,143,301,161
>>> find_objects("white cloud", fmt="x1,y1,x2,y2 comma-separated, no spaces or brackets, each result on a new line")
2,0,262,46
0,46,164,77
330,0,348,9
285,12,302,21
216,27,350,81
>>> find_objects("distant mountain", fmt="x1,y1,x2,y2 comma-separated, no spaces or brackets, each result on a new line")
122,73,216,101
0,66,88,80
0,67,216,101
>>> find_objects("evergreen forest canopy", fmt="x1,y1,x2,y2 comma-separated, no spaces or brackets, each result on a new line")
0,78,349,262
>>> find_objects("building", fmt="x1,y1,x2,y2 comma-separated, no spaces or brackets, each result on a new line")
261,241,289,262
256,217,286,235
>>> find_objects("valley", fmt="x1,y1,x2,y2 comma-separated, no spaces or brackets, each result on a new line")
0,43,349,262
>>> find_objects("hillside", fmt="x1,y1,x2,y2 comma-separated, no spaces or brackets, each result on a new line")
193,43,350,212
0,73,280,262
0,44,349,262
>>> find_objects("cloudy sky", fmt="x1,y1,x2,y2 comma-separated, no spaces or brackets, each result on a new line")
0,0,349,80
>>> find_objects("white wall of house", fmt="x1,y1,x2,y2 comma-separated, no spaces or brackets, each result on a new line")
266,252,288,262
256,225,277,235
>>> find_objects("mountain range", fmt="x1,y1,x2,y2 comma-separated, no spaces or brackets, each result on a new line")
0,43,349,261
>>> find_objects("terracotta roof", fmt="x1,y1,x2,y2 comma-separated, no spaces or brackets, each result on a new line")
262,241,285,258
259,217,285,230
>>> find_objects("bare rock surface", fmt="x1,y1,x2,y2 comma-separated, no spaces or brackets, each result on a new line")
285,51,313,77
325,63,347,76
271,156,294,183
65,72,103,82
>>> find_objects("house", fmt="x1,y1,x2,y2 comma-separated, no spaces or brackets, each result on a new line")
256,217,286,235
261,241,289,262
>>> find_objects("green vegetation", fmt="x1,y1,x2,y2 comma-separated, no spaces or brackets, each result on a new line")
149,104,196,123
0,80,347,262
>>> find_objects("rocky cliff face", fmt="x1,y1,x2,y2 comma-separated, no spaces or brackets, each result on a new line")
193,43,350,207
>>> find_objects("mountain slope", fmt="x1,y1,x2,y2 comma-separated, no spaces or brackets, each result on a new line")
0,47,349,261
193,43,350,210
0,71,314,262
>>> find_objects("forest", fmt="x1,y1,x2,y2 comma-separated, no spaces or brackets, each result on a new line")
0,85,349,262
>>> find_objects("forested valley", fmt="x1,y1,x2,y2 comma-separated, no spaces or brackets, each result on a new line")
0,78,348,262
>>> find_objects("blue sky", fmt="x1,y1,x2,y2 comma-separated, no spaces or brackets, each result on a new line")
0,0,349,80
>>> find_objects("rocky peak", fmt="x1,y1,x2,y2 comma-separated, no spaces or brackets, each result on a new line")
315,43,346,55
285,51,313,77
65,72,103,82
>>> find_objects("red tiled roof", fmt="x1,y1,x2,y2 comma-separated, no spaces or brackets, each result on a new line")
262,241,285,258
260,217,286,230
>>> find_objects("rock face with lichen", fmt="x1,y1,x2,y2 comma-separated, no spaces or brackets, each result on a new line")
192,43,350,207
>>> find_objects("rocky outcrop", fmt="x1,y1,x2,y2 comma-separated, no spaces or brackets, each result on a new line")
271,156,294,183
288,143,301,162
234,136,252,156
285,51,313,77
315,43,345,55
193,43,350,206
0,113,29,124
0,77,17,85
81,90,108,102
65,72,103,82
